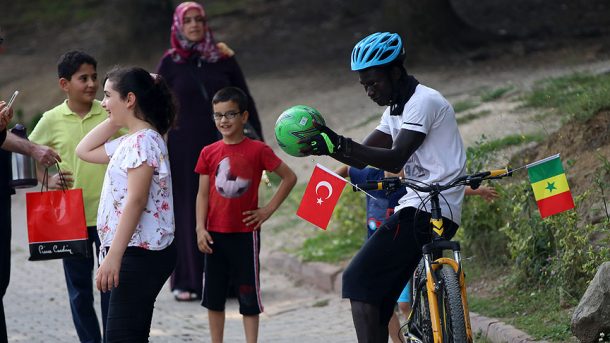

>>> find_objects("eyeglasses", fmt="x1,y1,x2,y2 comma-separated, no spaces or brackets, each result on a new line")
213,111,242,121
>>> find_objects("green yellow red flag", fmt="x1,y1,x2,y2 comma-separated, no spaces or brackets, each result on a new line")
526,154,575,218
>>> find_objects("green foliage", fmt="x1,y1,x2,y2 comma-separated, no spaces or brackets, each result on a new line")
523,72,610,121
298,187,365,263
464,76,610,342
593,154,610,221
480,86,514,102
459,139,511,265
459,190,510,264
499,181,610,300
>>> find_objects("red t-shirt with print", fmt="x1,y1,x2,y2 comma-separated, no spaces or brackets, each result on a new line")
194,138,282,233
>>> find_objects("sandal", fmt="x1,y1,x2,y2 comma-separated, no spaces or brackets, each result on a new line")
172,289,200,302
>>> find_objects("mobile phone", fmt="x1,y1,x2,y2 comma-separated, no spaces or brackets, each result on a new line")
6,90,19,110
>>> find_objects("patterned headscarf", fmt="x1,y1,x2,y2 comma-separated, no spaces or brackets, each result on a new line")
165,2,230,63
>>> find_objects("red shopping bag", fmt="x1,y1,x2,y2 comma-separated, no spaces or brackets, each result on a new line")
25,172,90,261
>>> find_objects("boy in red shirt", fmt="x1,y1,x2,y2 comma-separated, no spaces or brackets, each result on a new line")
195,87,297,343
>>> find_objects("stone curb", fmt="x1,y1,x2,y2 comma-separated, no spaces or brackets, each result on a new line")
261,251,547,343
470,312,549,343
262,251,342,293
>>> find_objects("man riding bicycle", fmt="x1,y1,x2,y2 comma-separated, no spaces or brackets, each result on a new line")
301,32,466,342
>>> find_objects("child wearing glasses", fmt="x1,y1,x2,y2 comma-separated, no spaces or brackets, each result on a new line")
194,86,296,343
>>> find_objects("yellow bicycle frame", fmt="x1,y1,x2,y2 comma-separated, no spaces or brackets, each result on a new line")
423,219,474,343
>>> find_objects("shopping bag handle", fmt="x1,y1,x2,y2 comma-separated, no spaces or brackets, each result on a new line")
40,163,68,193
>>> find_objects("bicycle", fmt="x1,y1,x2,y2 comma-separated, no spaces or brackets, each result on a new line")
353,168,512,343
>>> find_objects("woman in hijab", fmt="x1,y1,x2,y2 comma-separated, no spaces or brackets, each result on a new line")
157,1,263,302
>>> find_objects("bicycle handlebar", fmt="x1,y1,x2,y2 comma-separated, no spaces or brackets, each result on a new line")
352,168,512,193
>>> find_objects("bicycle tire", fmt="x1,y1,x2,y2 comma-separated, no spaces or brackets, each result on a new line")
408,260,434,343
438,267,468,342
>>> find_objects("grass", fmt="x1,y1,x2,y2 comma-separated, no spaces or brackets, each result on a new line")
468,133,544,155
297,187,366,263
469,289,574,341
457,110,491,125
480,86,515,102
453,99,481,113
298,225,364,263
464,262,576,342
469,293,574,341
523,72,610,122
455,85,514,117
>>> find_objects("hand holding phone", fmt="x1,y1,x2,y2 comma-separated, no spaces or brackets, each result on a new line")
0,91,18,130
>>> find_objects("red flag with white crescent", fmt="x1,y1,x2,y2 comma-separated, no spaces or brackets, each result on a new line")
297,164,347,230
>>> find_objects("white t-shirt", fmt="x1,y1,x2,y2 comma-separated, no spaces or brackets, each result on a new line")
376,84,466,224
97,129,175,261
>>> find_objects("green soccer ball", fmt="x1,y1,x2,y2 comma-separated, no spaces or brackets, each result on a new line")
274,105,326,157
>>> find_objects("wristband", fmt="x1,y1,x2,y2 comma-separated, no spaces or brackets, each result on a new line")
343,137,353,157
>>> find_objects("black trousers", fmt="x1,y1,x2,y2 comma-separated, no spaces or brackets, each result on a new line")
0,192,11,343
342,207,459,325
105,243,176,342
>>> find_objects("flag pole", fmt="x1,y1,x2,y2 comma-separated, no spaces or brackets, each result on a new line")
313,162,378,200
499,153,562,176
348,181,378,201
526,153,561,169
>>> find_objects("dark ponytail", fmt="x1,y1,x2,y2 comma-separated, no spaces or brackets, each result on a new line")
105,66,177,135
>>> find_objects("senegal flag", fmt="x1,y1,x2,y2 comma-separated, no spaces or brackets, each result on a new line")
527,154,575,218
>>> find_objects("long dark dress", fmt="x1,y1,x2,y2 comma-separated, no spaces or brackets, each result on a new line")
0,131,13,340
157,54,262,296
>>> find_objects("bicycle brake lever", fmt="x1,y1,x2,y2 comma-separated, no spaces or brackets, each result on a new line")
382,177,402,192
469,179,482,190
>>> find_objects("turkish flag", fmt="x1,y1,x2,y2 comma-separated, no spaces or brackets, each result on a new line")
297,164,347,230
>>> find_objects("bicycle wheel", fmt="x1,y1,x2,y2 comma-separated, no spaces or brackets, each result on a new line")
408,260,434,343
437,266,468,342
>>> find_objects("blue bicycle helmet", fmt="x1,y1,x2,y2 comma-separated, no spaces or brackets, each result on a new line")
351,32,404,71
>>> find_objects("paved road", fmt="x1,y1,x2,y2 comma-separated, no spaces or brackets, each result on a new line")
6,189,357,342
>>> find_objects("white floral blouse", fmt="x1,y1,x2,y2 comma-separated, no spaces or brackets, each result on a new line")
97,129,174,262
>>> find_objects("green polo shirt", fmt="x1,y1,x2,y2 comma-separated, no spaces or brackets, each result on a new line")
29,100,109,227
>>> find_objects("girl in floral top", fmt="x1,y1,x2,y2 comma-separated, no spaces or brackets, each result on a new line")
76,66,177,341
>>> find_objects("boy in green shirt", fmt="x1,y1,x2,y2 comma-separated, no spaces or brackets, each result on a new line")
29,50,110,343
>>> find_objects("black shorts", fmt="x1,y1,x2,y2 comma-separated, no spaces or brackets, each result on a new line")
342,207,458,325
201,231,263,315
